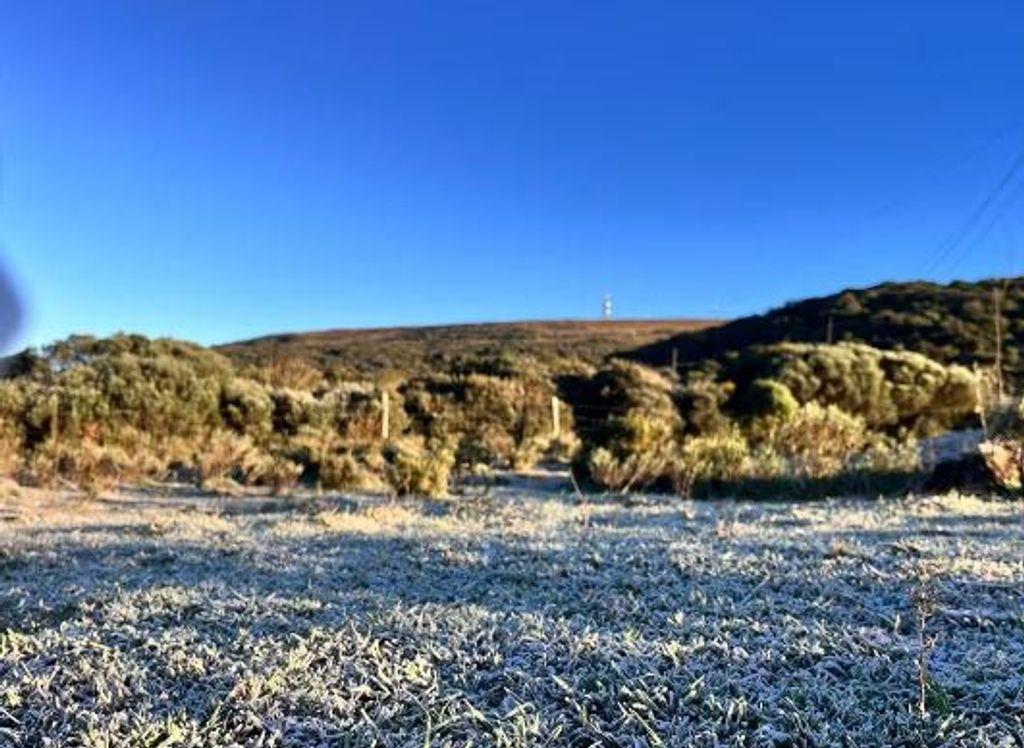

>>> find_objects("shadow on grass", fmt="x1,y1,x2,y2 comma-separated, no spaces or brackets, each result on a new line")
687,469,930,500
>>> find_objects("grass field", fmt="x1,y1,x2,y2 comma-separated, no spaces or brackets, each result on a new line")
1,479,1023,746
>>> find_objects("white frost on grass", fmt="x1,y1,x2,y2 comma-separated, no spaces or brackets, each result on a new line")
0,487,1022,746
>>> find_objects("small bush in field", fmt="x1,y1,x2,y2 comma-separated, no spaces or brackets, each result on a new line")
673,429,750,497
319,450,386,492
511,435,548,471
0,387,27,477
193,431,270,493
738,378,799,421
24,440,132,496
760,403,870,479
260,456,304,493
403,367,556,471
220,378,273,437
454,435,497,474
383,439,454,497
0,430,23,478
258,355,324,390
979,436,1024,492
270,389,328,436
676,372,734,436
572,360,683,489
857,433,922,474
587,448,640,492
973,395,1024,492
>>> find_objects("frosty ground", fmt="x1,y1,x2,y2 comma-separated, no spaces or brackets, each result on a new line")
1,479,1023,747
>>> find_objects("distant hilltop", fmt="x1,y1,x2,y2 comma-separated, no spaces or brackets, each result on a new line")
217,319,722,377
217,275,1023,388
628,276,1023,388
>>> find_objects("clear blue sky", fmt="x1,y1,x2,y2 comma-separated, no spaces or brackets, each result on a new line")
1,1,1023,349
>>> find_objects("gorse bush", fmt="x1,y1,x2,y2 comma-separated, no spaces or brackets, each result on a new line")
756,403,870,479
0,335,410,495
194,430,272,493
220,378,274,437
24,439,132,496
0,334,461,497
402,356,562,472
572,350,938,495
721,342,978,436
570,360,683,491
672,428,750,497
0,330,966,499
736,378,799,422
382,438,454,497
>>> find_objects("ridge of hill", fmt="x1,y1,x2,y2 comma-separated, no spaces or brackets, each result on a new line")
217,319,722,376
629,277,1023,387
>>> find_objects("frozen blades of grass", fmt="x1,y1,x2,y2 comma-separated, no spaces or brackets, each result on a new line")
1,490,1024,745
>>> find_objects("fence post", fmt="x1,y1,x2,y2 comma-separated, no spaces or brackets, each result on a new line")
551,396,561,438
50,393,60,445
381,391,390,441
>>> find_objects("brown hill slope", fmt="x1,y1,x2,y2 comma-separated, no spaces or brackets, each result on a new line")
218,319,722,377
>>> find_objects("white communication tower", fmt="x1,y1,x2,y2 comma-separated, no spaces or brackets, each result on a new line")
602,294,613,320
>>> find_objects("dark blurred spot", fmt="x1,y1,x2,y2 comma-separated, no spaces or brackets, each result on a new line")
0,261,23,354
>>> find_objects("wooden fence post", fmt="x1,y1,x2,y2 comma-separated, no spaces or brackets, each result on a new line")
551,396,561,438
381,391,390,441
50,393,60,445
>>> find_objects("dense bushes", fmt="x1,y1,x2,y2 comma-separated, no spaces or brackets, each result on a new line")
0,335,442,496
0,336,579,497
402,356,566,472
570,343,971,496
0,329,987,500
571,361,682,491
721,342,978,435
382,438,455,497
631,276,1024,390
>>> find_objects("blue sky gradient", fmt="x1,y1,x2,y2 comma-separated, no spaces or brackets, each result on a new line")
1,1,1023,348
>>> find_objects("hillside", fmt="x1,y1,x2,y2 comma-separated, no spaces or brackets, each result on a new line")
218,319,722,377
629,277,1023,387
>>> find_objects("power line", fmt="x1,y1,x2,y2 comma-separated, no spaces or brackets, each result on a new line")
923,146,1024,277
945,174,1024,276
864,122,1022,226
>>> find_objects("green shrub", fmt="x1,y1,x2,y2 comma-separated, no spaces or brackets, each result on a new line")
759,403,870,479
258,355,324,390
738,378,799,421
318,450,386,492
193,431,271,493
260,456,305,493
569,360,683,487
24,440,132,496
271,389,328,436
321,383,403,445
382,439,454,497
676,372,734,436
220,378,274,437
722,342,978,436
587,448,645,492
673,429,750,497
17,336,229,448
402,368,556,470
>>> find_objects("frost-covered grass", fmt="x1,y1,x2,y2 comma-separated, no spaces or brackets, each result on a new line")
1,484,1023,746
